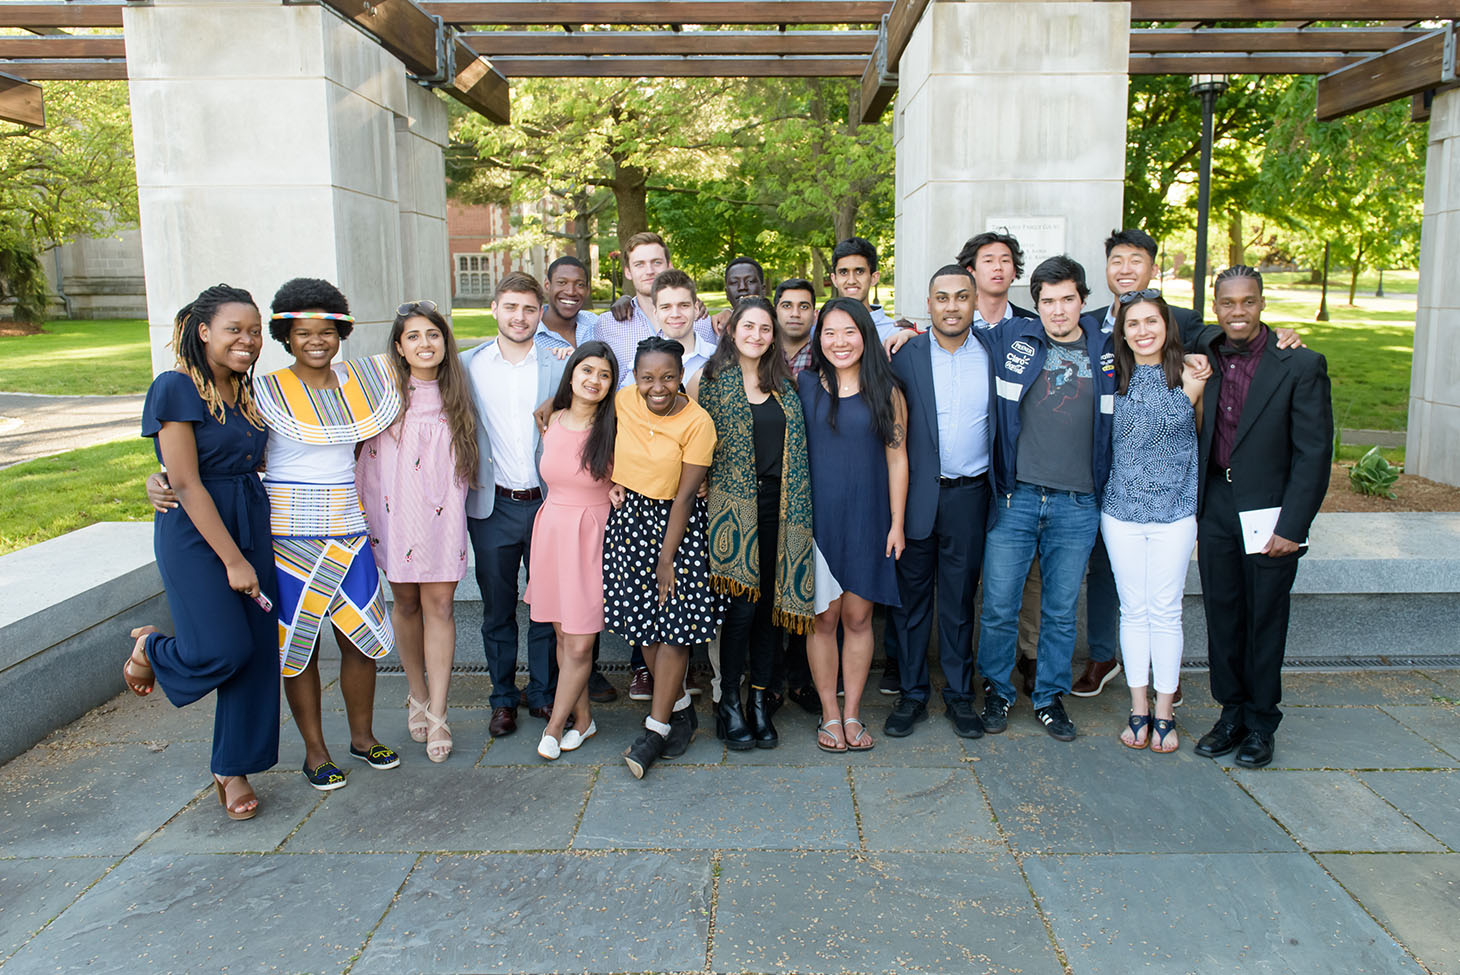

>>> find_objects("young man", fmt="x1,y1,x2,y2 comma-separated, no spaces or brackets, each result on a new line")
1193,266,1331,769
956,230,1036,328
709,256,766,335
830,237,901,341
534,255,599,352
600,231,715,385
651,269,717,384
886,265,995,740
774,277,817,378
461,272,568,738
976,256,1115,742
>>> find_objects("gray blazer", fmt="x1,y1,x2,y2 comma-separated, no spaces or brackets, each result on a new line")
459,339,568,520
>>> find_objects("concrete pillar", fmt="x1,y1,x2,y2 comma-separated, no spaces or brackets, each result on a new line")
124,0,450,375
1407,87,1460,487
893,1,1130,323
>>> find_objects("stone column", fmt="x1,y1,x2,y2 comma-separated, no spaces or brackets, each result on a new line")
124,0,450,375
892,1,1130,323
1407,87,1460,487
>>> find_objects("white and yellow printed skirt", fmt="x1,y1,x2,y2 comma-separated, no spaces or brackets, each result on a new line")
266,481,394,677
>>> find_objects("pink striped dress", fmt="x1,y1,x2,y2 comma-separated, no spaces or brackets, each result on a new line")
355,378,469,583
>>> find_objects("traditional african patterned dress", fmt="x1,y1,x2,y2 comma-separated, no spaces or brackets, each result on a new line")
252,355,401,676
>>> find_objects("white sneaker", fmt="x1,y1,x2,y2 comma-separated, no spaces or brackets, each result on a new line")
560,721,597,751
536,733,561,760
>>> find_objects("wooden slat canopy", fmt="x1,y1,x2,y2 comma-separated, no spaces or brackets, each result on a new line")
0,71,45,127
1316,27,1454,120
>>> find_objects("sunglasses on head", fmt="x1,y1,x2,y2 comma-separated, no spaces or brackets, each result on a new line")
397,299,438,317
1117,289,1162,305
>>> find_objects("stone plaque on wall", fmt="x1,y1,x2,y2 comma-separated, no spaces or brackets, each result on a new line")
985,216,1067,273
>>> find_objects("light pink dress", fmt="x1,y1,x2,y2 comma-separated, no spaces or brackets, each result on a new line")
526,416,613,633
355,378,468,583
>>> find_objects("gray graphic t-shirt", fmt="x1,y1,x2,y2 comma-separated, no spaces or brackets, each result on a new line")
1014,335,1095,494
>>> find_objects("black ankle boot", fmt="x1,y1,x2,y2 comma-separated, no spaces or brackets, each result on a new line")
624,729,667,779
748,687,779,749
664,701,698,757
715,689,755,751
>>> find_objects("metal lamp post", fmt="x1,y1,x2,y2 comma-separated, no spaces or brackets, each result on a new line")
1190,73,1229,317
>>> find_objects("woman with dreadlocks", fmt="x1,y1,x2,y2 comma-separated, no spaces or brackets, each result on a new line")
124,284,279,822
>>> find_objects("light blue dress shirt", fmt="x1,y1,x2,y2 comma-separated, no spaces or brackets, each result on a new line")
532,311,599,352
930,331,990,478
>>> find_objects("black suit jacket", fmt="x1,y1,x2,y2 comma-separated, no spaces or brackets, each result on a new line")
890,330,996,541
1196,327,1333,545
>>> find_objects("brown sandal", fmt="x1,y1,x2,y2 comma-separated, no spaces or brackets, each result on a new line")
213,774,259,821
123,626,158,696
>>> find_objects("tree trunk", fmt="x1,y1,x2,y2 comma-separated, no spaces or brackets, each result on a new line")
610,161,648,254
1227,213,1244,267
1347,235,1365,306
1316,241,1330,322
569,189,594,263
833,203,858,248
810,245,829,298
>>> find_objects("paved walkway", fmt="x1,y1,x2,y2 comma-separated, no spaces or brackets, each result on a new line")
0,669,1456,974
0,392,145,470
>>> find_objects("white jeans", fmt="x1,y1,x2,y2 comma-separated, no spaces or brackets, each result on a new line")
1099,513,1197,695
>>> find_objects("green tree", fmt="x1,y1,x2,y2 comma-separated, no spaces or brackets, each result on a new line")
0,80,137,323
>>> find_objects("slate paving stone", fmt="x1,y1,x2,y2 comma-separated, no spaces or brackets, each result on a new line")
1178,706,1460,770
353,852,713,975
139,771,324,855
1279,670,1453,708
712,850,1063,975
974,736,1293,853
1421,670,1460,698
0,857,113,959
277,707,496,770
0,741,212,857
1381,704,1460,760
1231,769,1444,852
2,852,416,975
1358,770,1460,850
1024,852,1425,975
282,764,591,853
43,690,225,746
1319,853,1460,975
851,767,1002,852
575,766,859,850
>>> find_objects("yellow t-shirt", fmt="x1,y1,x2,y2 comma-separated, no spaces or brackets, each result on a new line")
613,387,717,500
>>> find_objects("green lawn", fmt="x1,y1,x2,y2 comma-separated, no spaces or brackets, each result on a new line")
0,439,157,556
0,319,151,395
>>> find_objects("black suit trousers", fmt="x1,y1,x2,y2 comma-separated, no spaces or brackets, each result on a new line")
890,477,990,704
1196,474,1300,735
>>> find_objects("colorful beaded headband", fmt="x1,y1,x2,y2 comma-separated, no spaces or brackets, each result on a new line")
270,311,356,324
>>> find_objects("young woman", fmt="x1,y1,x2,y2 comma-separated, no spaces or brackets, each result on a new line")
126,284,278,821
526,341,619,760
252,278,401,789
603,336,719,778
355,300,477,763
690,297,814,750
1101,290,1205,754
798,297,907,753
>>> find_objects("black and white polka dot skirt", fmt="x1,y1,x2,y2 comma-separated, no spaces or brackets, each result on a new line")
603,488,722,647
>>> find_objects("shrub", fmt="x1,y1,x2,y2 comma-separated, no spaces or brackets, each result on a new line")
1348,446,1399,500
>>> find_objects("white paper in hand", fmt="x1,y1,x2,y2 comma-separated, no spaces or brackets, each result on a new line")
1238,507,1307,555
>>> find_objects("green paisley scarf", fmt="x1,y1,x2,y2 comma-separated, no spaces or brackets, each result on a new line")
701,363,815,634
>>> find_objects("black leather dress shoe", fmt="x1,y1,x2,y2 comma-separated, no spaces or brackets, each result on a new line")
1194,720,1246,758
1234,731,1275,768
884,696,928,737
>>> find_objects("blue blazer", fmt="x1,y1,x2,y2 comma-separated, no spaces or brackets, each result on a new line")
889,329,997,541
459,338,567,520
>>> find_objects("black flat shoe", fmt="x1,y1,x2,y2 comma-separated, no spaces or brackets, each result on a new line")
787,685,822,715
624,729,667,779
946,699,985,739
884,696,928,738
1194,720,1247,758
664,703,697,758
1234,731,1275,768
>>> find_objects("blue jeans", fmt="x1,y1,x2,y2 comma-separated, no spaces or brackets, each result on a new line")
977,483,1101,709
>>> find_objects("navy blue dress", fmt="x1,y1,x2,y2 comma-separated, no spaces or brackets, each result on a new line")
797,370,900,606
142,371,279,776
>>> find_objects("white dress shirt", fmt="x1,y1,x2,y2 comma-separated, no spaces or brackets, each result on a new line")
469,341,540,489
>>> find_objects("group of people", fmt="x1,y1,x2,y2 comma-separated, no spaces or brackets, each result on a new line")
123,224,1333,821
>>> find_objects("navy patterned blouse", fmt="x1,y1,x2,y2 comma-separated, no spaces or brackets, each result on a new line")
1101,365,1198,524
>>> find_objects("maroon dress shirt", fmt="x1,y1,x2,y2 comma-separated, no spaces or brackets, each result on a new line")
1213,323,1269,470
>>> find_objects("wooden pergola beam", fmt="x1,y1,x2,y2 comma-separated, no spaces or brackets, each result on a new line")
0,4,124,28
1131,53,1362,74
0,36,126,59
0,59,125,80
1130,28,1426,54
1316,28,1450,120
490,55,867,76
1125,1,1460,17
425,1,891,26
0,71,45,127
462,29,879,56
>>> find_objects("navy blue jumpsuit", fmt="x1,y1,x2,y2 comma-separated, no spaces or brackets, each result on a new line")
142,371,280,775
